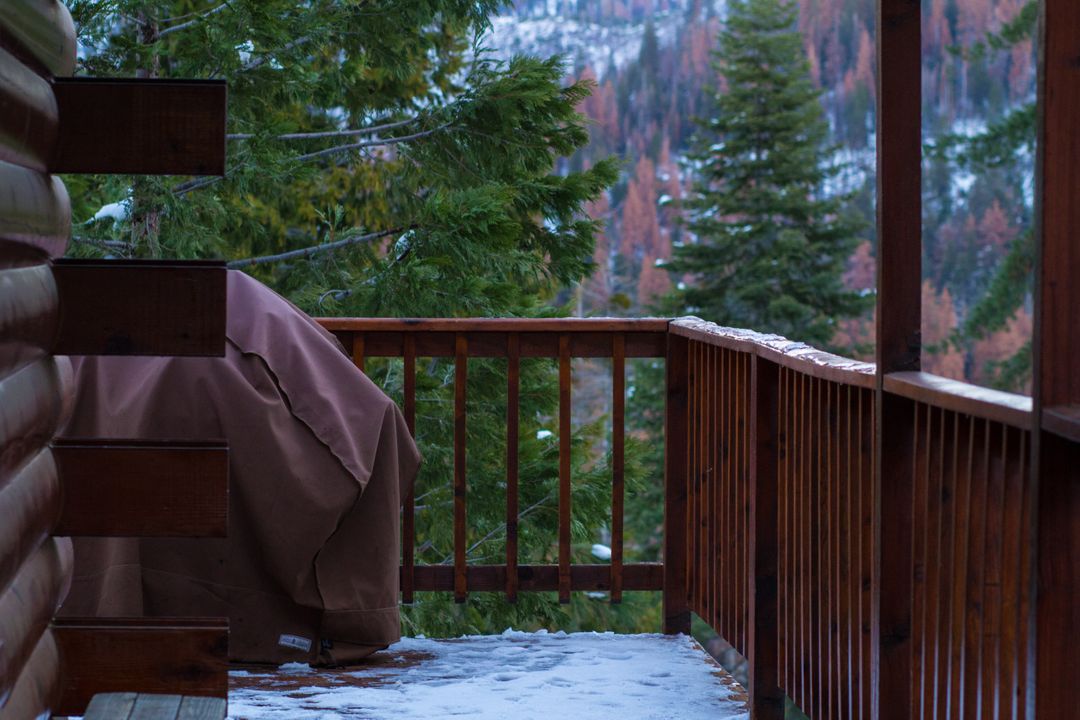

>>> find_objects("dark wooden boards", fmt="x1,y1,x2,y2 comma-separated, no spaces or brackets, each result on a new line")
329,328,667,359
51,78,227,176
52,618,229,717
52,260,226,356
663,334,690,635
884,371,1033,430
405,563,663,593
52,440,228,538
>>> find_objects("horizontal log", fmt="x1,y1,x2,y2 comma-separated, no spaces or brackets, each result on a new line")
318,317,671,333
0,160,70,258
0,449,60,594
52,260,227,357
883,371,1033,429
52,440,228,538
0,629,61,719
0,537,72,704
0,46,57,172
0,357,72,482
0,0,76,77
407,563,664,593
0,263,58,380
329,330,667,359
669,317,877,388
52,618,229,716
51,79,227,176
1043,404,1080,444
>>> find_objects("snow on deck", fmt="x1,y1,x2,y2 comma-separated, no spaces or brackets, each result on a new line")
229,630,749,719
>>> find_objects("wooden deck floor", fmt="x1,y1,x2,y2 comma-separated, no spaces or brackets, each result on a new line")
228,632,748,719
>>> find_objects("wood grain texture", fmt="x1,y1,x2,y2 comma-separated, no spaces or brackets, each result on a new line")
0,263,58,380
401,335,416,604
52,618,228,717
506,334,520,602
0,448,59,594
0,160,69,258
325,328,666,359
405,563,663,593
51,79,226,176
0,0,77,77
52,440,228,538
663,333,690,634
82,692,137,719
884,371,1032,429
0,537,71,704
611,334,625,604
318,318,671,333
0,628,61,720
52,260,226,357
0,357,71,481
0,46,57,172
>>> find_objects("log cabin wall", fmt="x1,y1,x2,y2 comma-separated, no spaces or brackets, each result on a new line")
0,2,231,717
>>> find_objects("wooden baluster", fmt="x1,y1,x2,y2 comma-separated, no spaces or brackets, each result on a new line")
663,332,690,635
454,334,467,603
506,334,520,602
558,334,572,604
351,333,365,374
611,334,625,604
402,335,416,604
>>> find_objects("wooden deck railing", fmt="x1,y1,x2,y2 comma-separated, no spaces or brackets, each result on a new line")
317,315,1063,720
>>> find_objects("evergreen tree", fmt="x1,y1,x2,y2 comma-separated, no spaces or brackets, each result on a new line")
65,1,651,636
666,0,867,347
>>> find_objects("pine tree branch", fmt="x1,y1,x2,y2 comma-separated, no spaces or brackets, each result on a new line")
240,36,310,72
226,226,408,268
294,123,451,162
72,235,136,252
157,2,231,38
227,117,417,141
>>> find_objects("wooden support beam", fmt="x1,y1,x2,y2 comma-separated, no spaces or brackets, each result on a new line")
51,78,226,176
0,45,58,172
1032,0,1080,716
52,440,228,538
406,563,664,593
749,356,784,719
875,0,922,717
52,617,228,717
52,260,226,357
0,160,69,259
663,332,691,635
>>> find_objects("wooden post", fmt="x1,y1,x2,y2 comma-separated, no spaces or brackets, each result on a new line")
1032,0,1080,716
749,356,784,719
663,332,691,635
875,0,922,717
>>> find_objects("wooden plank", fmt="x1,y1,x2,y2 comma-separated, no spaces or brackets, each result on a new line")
0,46,57,172
351,333,365,374
83,692,137,720
317,318,671,333
875,0,923,711
0,357,70,482
749,356,783,719
558,334,572,604
0,537,72,704
0,160,69,258
0,264,58,381
51,79,226,176
401,335,416,605
0,0,77,77
52,260,226,357
884,371,1032,430
0,448,59,594
506,334,520,602
52,618,228,716
333,327,667,359
663,333,690,634
453,334,467,603
129,693,182,720
177,695,228,720
407,563,664,593
52,440,228,538
0,628,61,720
1042,404,1080,444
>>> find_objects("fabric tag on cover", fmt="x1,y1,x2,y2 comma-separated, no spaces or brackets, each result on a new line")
278,634,313,652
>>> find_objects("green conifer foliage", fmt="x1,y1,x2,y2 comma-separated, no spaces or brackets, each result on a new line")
667,0,867,347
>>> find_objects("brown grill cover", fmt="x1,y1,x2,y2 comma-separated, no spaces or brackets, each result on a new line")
59,271,420,665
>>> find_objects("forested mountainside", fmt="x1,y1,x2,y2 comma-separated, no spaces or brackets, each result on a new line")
489,0,1036,390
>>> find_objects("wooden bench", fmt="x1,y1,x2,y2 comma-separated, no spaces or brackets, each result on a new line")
84,693,227,720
